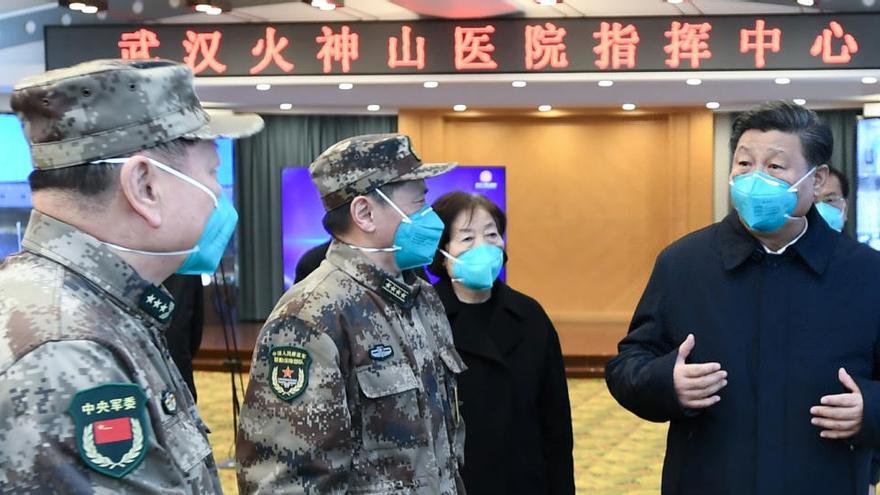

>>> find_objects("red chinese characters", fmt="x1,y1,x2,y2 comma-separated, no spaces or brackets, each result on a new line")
810,21,858,64
250,26,294,74
118,28,160,60
740,19,781,69
316,25,359,73
525,22,569,70
388,25,426,70
664,21,713,69
592,21,639,70
454,25,498,70
182,31,227,75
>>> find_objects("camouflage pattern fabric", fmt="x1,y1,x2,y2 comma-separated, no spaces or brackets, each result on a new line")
309,134,455,211
11,58,262,171
0,211,222,494
237,241,467,494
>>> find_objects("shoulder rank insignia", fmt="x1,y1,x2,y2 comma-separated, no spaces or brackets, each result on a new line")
68,383,150,479
369,344,394,361
269,346,311,401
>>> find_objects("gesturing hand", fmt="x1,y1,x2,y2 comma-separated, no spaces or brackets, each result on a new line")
673,334,728,409
810,367,863,440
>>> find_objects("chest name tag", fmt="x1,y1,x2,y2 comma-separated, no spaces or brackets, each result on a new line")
381,277,415,309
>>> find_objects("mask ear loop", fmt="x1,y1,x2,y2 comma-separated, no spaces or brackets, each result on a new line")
373,187,413,224
438,249,466,283
781,166,818,221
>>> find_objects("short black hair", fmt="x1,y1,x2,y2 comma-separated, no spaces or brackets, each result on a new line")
427,192,507,280
730,101,833,168
827,167,850,199
28,137,200,197
321,181,406,238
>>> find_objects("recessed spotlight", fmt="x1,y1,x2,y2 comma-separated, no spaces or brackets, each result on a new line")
686,78,702,86
205,6,222,14
256,83,271,91
706,101,720,110
512,80,527,88
797,0,814,6
793,98,807,105
338,83,354,90
69,2,86,10
81,5,98,13
598,80,614,87
538,104,552,112
423,81,439,88
194,3,211,11
862,76,879,85
666,0,684,3
535,0,560,5
367,104,381,112
453,104,467,112
622,103,636,111
279,103,293,110
774,77,791,85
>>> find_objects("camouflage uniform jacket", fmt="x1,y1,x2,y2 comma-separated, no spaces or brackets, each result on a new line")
0,211,222,494
237,241,467,494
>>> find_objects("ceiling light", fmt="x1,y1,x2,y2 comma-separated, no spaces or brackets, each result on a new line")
423,81,439,88
797,0,814,6
194,3,211,11
774,77,791,85
538,105,552,112
81,5,98,13
686,78,702,86
279,103,293,110
862,76,879,84
622,103,636,111
308,0,343,9
61,0,107,12
666,0,685,3
706,101,720,110
205,6,222,14
793,98,807,105
68,2,86,10
338,83,354,90
512,80,527,88
256,83,271,91
598,80,614,87
535,0,562,4
367,104,381,112
453,104,467,112
187,1,231,13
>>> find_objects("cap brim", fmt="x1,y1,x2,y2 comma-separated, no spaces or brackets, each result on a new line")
396,162,457,181
182,112,264,140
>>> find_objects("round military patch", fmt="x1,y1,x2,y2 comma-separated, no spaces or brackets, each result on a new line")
269,346,311,401
67,383,150,479
161,390,177,415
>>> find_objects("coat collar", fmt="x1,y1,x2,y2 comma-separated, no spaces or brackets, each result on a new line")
435,278,526,363
326,240,422,305
719,206,837,275
21,210,176,327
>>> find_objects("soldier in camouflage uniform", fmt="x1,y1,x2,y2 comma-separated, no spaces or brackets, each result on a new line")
0,59,262,493
237,134,468,494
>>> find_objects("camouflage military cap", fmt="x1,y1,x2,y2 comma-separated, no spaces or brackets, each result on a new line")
11,58,263,170
310,133,456,211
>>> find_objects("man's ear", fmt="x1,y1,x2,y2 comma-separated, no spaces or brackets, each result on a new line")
813,164,830,193
350,196,378,233
119,155,162,228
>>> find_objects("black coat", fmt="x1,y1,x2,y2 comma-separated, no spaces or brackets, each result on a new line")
606,207,880,495
162,274,204,402
434,278,575,495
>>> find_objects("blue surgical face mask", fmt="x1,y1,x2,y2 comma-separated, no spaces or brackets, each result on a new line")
729,167,816,233
95,157,238,275
441,244,504,290
815,201,844,232
374,188,445,271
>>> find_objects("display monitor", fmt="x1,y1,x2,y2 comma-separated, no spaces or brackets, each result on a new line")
281,166,507,290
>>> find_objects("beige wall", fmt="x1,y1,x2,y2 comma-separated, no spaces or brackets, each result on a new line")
400,108,714,356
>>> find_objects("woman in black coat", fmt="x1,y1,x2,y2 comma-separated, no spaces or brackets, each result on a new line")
429,192,575,495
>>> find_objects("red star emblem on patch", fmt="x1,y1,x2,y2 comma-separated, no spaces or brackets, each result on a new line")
282,366,294,378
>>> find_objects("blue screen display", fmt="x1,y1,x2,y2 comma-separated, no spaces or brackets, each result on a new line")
0,114,33,184
281,166,507,290
857,118,880,251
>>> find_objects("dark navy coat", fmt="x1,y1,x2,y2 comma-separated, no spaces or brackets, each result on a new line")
606,207,880,495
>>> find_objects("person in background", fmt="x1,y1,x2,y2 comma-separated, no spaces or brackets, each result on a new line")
294,239,331,284
163,274,205,401
606,101,880,494
428,191,575,495
815,167,849,233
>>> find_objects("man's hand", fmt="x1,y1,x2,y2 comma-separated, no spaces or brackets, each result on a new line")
673,334,728,409
811,367,863,439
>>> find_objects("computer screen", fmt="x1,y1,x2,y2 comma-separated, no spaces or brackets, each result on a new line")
280,166,507,290
857,118,880,250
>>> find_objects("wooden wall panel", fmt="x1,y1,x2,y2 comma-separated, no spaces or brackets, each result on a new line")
400,109,714,356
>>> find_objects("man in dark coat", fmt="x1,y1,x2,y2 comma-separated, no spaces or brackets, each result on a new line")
606,101,880,495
